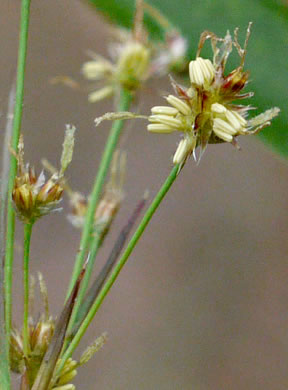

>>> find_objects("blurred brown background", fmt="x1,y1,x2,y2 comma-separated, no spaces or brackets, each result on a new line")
1,1,288,389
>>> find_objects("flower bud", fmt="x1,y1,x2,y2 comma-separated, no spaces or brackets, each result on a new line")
149,114,183,130
82,60,113,80
147,123,175,133
88,86,114,103
189,57,215,87
151,106,178,116
173,136,197,165
166,95,192,116
29,318,55,356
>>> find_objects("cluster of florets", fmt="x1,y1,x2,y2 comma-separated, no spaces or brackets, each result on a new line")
10,312,80,390
82,39,151,102
12,125,75,223
148,25,280,165
10,275,107,389
82,30,188,103
81,0,188,103
67,150,125,232
10,275,77,389
12,136,64,223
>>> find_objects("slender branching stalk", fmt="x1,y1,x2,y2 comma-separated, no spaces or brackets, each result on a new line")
67,88,132,298
22,222,33,357
4,0,31,342
57,164,180,374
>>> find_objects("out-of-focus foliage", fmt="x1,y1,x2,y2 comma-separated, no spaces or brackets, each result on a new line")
87,0,288,158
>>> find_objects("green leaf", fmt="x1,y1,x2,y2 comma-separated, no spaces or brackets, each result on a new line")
87,0,287,158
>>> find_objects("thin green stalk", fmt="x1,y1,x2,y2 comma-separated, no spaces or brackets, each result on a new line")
67,88,132,298
0,83,15,390
57,164,180,374
5,0,31,342
23,222,33,357
64,234,102,349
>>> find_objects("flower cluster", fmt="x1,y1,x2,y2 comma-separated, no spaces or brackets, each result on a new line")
148,25,280,165
67,150,125,232
82,40,150,102
10,274,107,390
12,125,75,223
10,275,76,389
82,0,188,102
12,137,63,223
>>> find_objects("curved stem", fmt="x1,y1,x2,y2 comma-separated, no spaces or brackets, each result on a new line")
5,0,31,344
66,88,132,299
57,164,180,374
22,222,33,357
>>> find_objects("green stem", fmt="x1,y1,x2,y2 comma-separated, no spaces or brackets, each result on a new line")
0,84,16,390
64,234,102,350
4,0,31,342
22,222,33,357
58,164,180,373
66,88,132,298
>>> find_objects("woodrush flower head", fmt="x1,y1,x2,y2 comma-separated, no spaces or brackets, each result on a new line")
82,1,188,102
10,317,55,376
67,150,126,232
82,0,151,103
83,39,150,103
12,125,75,223
10,274,107,389
11,319,78,389
10,275,57,384
148,24,280,165
51,333,107,390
